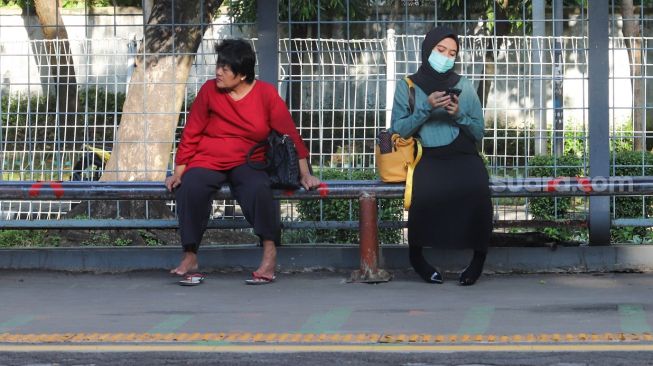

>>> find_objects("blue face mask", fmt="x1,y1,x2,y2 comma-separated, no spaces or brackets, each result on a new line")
428,51,455,73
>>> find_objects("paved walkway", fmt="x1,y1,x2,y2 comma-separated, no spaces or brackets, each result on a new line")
1,269,653,353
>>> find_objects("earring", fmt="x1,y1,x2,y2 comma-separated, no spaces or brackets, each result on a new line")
241,77,245,81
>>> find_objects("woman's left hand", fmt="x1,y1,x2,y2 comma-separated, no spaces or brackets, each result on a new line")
300,173,321,190
445,94,459,116
297,158,320,190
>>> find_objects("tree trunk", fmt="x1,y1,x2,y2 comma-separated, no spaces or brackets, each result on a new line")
66,0,222,221
100,0,222,182
621,0,644,151
33,0,77,128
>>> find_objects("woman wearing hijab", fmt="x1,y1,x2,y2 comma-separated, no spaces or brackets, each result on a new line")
390,26,492,286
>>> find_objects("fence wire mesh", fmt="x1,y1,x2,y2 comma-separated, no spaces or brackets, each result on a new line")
0,1,652,244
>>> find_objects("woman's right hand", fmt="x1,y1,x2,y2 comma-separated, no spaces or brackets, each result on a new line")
427,91,451,109
165,174,182,192
165,165,186,192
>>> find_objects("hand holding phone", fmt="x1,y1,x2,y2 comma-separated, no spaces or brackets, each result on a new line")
444,88,460,116
445,88,462,97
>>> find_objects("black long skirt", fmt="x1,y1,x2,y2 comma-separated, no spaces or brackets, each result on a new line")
407,133,493,250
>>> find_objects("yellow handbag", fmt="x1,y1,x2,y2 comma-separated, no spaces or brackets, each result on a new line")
375,76,422,210
375,133,422,209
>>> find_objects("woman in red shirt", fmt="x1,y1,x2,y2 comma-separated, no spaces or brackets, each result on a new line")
165,39,321,285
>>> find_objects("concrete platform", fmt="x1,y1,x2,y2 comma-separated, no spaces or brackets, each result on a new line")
2,244,653,273
1,270,653,339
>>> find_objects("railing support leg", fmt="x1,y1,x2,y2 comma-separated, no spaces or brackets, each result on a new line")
349,192,392,283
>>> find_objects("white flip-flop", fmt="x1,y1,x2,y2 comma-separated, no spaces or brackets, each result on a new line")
178,273,206,286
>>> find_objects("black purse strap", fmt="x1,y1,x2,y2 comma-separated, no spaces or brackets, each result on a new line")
246,140,270,170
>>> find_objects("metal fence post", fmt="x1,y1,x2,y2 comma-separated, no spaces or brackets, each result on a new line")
257,0,278,85
588,2,611,245
552,0,564,157
257,0,282,244
350,192,392,283
532,0,546,156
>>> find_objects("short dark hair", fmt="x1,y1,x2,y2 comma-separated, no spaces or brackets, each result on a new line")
214,39,256,83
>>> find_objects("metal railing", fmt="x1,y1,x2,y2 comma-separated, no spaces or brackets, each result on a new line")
0,176,652,229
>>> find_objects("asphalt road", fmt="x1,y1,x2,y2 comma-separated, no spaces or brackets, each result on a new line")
2,350,653,366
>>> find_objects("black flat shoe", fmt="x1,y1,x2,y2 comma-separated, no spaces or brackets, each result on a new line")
459,264,482,286
458,271,480,286
459,250,486,286
426,271,443,284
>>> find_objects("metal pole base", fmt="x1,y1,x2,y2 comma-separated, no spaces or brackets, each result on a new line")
348,269,393,284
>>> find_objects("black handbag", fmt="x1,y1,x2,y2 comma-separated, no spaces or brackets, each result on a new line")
246,130,301,190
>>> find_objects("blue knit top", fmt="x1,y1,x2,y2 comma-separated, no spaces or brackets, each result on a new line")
389,76,485,147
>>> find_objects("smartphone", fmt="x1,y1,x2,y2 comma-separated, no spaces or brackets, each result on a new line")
446,88,462,97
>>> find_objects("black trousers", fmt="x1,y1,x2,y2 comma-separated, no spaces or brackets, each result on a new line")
175,165,279,253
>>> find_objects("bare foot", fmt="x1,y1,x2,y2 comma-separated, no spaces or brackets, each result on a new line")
254,240,276,278
170,252,198,276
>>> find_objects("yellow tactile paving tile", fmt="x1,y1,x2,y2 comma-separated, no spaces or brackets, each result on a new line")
1,332,653,344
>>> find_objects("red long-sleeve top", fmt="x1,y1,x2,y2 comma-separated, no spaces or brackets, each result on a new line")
175,79,309,171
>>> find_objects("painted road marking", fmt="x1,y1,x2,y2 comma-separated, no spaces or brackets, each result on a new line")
457,306,494,335
4,343,653,353
0,316,35,333
147,315,193,334
300,307,352,333
1,332,653,344
619,304,652,334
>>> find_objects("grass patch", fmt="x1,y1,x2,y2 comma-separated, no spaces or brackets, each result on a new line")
0,230,57,247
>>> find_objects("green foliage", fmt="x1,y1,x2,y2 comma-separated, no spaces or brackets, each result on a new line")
435,0,532,34
486,123,636,171
114,237,132,246
527,154,583,220
528,154,584,180
559,129,586,157
0,0,23,8
0,230,51,247
1,88,125,175
0,92,50,127
81,231,111,246
610,226,653,245
485,1,532,34
77,86,126,143
611,150,653,178
226,0,370,23
482,127,533,168
611,121,635,153
293,168,403,244
528,151,653,243
62,0,143,8
610,150,653,242
1,87,125,129
541,226,587,243
611,150,653,223
139,230,163,246
0,92,58,175
526,154,587,243
438,0,586,35
0,0,142,10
